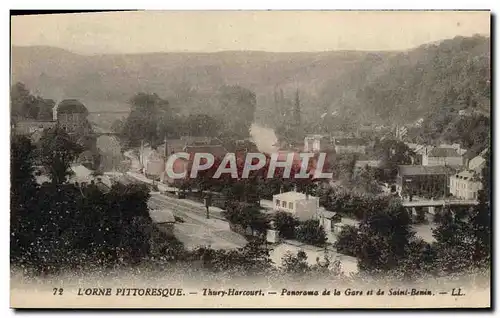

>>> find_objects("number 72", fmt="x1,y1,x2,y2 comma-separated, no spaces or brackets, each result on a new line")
52,288,64,295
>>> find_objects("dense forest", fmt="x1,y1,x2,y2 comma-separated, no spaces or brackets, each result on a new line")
320,35,490,125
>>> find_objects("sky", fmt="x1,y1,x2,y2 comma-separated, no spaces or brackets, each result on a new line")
11,11,490,54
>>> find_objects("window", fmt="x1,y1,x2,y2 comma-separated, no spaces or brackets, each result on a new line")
289,202,293,209
282,201,286,208
276,199,280,207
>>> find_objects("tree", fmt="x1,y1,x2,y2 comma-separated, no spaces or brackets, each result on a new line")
310,254,343,277
10,82,56,121
38,127,84,185
469,150,491,265
356,198,414,272
432,207,475,275
11,167,159,274
374,139,415,180
216,85,256,139
334,225,359,257
295,220,327,247
351,166,381,195
281,250,309,274
396,238,437,280
11,82,33,119
191,238,274,276
183,114,221,137
273,211,299,239
103,183,153,264
10,136,39,266
238,238,274,274
223,202,269,237
121,93,172,147
331,153,358,182
10,135,37,196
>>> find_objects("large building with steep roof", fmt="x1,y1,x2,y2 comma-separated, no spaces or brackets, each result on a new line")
422,146,463,167
53,99,92,135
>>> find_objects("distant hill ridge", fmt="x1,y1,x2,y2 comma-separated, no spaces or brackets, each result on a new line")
11,35,490,127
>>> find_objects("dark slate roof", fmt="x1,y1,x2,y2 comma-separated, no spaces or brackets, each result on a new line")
427,147,460,158
398,165,455,176
56,99,88,114
321,210,340,219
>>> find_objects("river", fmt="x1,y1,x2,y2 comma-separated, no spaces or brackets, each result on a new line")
249,123,278,153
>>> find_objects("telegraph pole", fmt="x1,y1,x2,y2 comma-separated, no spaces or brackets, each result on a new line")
204,192,211,219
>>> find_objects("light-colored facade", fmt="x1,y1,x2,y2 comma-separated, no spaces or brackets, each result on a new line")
146,150,166,178
53,100,91,135
304,134,327,152
449,170,482,200
272,191,320,222
57,112,89,134
333,138,367,154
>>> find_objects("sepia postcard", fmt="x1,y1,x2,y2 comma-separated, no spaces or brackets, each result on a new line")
10,10,491,309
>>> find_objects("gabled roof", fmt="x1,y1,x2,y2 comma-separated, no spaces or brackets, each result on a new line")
184,145,228,159
427,147,460,158
398,165,455,176
320,210,340,219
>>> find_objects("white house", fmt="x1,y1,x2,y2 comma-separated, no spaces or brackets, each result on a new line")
449,170,482,200
272,191,320,222
304,134,328,152
422,147,463,167
139,145,165,177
